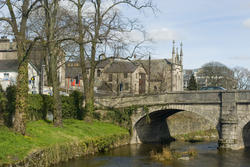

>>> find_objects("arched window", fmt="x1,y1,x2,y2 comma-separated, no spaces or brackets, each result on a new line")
97,69,101,77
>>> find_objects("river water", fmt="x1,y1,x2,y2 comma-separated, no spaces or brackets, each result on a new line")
54,141,250,167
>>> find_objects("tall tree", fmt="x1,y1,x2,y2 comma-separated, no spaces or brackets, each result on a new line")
41,0,62,126
187,74,198,90
0,0,39,134
69,0,154,113
197,61,235,90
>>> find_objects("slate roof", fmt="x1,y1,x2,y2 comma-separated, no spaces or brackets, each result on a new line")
0,60,19,72
65,59,112,79
104,60,138,73
65,66,82,79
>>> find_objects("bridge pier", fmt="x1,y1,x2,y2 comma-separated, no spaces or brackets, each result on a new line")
218,114,238,150
218,92,239,150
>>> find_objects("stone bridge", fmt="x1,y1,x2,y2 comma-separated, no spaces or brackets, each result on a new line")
95,90,250,150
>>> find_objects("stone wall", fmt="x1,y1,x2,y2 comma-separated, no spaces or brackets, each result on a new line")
167,111,215,136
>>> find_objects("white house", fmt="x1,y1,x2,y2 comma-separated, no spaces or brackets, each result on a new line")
0,60,40,94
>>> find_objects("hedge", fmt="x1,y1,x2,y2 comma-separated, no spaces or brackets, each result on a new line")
2,86,85,126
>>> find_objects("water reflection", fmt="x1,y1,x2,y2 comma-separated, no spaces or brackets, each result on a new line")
53,142,250,167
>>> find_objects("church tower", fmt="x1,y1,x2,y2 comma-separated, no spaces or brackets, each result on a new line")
180,42,183,66
171,40,176,91
176,47,179,64
180,42,184,90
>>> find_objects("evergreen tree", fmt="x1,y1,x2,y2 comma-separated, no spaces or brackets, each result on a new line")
187,74,198,90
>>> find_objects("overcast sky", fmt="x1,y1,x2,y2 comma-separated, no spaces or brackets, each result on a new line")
123,0,250,70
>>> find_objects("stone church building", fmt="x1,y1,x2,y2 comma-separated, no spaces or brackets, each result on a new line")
65,40,184,95
137,41,183,93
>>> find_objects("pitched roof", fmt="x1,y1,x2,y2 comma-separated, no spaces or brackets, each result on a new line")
65,66,82,79
104,60,138,73
0,60,19,72
136,59,171,81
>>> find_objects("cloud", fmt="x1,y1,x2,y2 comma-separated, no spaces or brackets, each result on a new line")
230,56,250,60
243,19,250,28
119,27,182,44
148,28,179,42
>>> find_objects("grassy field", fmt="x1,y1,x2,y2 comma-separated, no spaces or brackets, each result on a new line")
0,119,129,164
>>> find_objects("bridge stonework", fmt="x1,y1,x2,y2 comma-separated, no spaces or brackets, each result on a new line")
95,90,250,150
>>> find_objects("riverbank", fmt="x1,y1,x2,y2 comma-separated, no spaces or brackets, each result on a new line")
0,119,129,167
173,129,218,142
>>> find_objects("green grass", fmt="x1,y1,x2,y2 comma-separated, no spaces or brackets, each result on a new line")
0,119,129,164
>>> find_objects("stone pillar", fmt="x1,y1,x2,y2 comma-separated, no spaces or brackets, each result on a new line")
218,114,238,150
130,108,143,144
218,92,239,150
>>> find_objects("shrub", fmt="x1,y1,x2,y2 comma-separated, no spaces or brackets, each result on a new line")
70,91,84,120
2,88,86,123
27,94,43,120
4,85,16,126
61,95,77,119
104,106,134,130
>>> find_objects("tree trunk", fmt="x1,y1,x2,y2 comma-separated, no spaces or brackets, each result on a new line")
84,88,94,113
51,53,62,126
43,0,62,127
13,49,28,135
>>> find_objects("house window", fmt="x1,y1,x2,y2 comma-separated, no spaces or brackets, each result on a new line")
97,69,101,77
109,74,113,82
119,83,123,91
4,73,9,80
125,83,129,90
124,73,128,78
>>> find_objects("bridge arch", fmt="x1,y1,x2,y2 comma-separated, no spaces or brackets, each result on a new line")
131,105,220,144
237,115,250,148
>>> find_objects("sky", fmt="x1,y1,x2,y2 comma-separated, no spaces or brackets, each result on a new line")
1,0,250,70
122,0,250,70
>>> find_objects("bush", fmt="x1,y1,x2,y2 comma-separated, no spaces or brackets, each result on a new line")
4,86,16,126
27,94,44,120
2,87,85,124
70,91,84,120
0,84,6,125
104,106,134,130
61,95,77,119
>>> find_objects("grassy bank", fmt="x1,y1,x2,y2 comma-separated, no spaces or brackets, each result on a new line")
0,119,129,165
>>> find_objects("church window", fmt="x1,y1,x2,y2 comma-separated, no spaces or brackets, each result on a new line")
109,74,113,82
97,69,101,77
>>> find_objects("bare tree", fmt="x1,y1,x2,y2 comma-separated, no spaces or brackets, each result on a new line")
0,0,40,134
233,67,250,90
68,0,154,113
38,0,76,126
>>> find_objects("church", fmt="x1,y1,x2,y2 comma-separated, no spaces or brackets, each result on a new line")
65,40,184,95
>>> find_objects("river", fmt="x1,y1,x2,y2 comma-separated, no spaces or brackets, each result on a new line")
53,141,250,167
